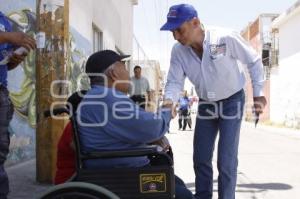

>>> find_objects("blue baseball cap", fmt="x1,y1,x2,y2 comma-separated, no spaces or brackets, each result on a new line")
160,4,198,31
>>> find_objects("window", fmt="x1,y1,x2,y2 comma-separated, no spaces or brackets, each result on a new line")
93,24,103,52
271,31,279,67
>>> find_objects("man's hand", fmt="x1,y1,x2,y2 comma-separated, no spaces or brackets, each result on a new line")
3,32,36,50
150,136,170,152
253,96,267,115
162,99,177,118
7,52,27,70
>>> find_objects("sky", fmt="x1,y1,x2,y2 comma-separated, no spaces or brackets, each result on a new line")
133,0,298,74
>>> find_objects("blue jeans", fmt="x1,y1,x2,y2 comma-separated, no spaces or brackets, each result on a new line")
0,86,13,198
193,90,245,199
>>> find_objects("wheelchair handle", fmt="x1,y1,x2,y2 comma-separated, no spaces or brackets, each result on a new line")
44,107,70,118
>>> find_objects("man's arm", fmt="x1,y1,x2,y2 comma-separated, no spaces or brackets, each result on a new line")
164,45,186,104
227,31,267,114
162,99,177,118
107,99,172,144
7,53,27,70
0,32,36,70
163,45,186,118
150,136,170,152
0,32,35,50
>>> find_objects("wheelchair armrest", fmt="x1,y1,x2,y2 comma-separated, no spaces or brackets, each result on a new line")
82,145,165,159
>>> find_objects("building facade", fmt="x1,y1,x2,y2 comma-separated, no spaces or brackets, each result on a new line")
270,0,300,128
241,14,279,122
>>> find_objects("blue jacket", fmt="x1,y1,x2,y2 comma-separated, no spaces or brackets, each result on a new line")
0,11,13,87
78,85,172,168
178,96,190,111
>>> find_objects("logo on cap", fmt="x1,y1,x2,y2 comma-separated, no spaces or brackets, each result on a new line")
168,9,177,18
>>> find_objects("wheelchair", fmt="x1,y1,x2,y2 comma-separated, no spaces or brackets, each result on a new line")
40,93,175,199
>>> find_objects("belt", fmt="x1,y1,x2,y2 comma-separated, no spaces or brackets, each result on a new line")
199,89,244,102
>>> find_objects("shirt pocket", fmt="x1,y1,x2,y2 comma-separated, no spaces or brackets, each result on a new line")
211,54,231,68
209,55,233,78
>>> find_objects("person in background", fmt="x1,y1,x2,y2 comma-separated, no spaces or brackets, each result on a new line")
0,11,35,199
178,90,191,131
160,4,266,199
129,65,151,109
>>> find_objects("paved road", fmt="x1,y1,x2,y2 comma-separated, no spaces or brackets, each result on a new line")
167,115,300,199
6,114,300,199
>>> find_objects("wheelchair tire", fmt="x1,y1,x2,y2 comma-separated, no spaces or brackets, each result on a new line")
39,182,120,199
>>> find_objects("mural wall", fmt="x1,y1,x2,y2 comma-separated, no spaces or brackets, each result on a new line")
68,26,91,92
1,0,36,165
2,0,134,166
2,0,91,165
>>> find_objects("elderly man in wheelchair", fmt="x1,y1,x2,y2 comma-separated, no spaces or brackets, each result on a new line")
41,50,194,199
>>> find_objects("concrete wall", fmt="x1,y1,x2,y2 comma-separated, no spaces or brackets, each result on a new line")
277,13,300,60
270,53,300,127
110,0,134,54
69,0,135,90
69,0,134,55
270,11,300,127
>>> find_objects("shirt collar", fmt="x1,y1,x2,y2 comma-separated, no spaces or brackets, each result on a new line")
91,85,127,96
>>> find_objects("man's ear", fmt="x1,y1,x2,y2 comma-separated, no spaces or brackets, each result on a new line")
107,68,118,81
192,17,200,28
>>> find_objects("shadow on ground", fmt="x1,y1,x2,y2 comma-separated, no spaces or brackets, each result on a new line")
185,181,292,193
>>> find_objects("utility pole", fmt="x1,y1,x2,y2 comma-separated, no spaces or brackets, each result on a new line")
36,0,69,183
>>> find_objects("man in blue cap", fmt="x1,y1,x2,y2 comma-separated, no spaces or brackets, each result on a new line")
160,4,267,199
0,11,35,198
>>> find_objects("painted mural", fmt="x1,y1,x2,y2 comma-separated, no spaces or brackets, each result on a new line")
69,26,91,92
1,0,91,165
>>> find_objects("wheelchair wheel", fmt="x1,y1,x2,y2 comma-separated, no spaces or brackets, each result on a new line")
39,182,120,199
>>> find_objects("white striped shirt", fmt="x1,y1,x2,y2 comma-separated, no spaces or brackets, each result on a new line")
164,27,265,102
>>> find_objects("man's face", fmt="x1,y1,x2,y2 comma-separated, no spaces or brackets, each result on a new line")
183,90,188,97
134,68,141,78
109,61,130,93
172,18,198,46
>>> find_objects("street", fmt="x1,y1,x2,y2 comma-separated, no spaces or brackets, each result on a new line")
167,114,300,199
6,115,300,199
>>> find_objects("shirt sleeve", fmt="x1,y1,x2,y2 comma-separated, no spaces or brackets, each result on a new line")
227,31,265,97
164,45,186,103
106,98,172,144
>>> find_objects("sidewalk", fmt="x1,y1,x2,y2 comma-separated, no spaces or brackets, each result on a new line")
6,159,50,199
